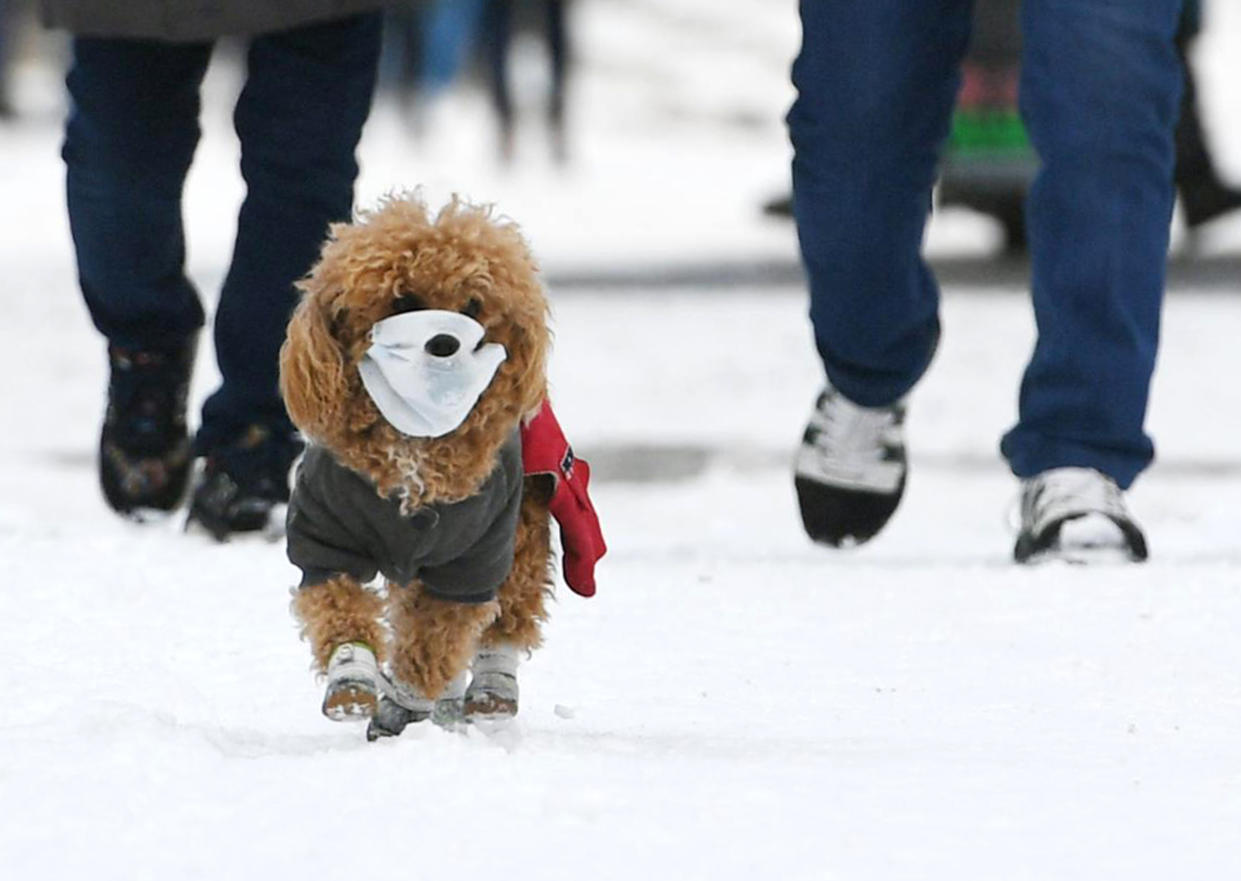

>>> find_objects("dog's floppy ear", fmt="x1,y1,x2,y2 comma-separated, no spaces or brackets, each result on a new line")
279,294,349,445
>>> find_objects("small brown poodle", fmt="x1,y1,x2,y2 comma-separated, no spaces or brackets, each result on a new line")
279,194,601,739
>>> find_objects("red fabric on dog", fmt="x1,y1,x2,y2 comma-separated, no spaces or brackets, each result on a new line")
521,401,606,597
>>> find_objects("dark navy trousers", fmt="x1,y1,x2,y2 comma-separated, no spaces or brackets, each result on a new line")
63,13,382,451
789,0,1183,488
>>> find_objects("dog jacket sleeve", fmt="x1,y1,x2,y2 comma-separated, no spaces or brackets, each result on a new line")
520,400,606,597
286,446,382,587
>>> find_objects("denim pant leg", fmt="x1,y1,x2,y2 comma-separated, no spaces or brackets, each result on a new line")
196,13,382,451
64,38,212,352
789,0,972,407
999,0,1182,489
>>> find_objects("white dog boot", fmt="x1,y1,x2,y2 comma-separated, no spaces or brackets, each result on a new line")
464,644,521,722
322,642,379,721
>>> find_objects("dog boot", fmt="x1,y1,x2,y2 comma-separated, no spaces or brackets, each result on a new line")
464,644,521,722
322,642,379,721
431,671,470,731
366,671,468,740
366,673,431,740
366,697,426,741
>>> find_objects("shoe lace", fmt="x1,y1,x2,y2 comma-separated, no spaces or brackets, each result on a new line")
1022,468,1128,533
808,390,902,463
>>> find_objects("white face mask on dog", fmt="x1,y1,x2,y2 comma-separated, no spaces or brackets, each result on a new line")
358,310,508,438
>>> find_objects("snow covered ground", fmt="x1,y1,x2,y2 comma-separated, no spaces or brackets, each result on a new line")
3,2,1241,878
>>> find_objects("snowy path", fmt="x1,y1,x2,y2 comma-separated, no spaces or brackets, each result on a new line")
4,1,1241,876
4,280,1240,880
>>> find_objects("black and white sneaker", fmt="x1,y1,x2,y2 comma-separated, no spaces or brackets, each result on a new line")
794,384,908,547
1013,467,1148,564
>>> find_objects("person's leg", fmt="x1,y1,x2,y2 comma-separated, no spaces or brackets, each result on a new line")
789,0,971,547
378,6,421,103
790,0,971,409
420,0,485,95
64,37,211,352
1173,16,1211,191
1002,0,1182,490
546,0,569,145
189,12,382,538
0,0,12,117
482,0,516,160
1002,0,1181,562
197,12,382,451
64,37,211,515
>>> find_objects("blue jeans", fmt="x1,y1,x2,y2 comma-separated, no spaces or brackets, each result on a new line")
63,13,382,452
789,0,1183,489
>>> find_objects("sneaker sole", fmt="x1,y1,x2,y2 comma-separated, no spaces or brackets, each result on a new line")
1014,516,1148,565
1018,545,1140,566
794,474,905,547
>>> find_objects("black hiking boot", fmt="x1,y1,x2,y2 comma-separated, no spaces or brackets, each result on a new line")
99,342,195,517
187,424,303,541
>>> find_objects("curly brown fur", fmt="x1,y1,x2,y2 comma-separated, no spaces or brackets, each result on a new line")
482,476,555,653
291,575,388,671
283,193,558,704
280,194,550,509
388,582,500,698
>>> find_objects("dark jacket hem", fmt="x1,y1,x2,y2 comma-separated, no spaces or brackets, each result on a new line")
40,0,385,42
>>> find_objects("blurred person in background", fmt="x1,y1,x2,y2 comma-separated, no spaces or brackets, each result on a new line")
378,1,427,113
379,0,486,133
378,0,572,163
1173,0,1241,230
0,0,17,118
771,1,1241,252
938,0,1241,250
40,0,385,539
481,0,571,164
788,0,1183,564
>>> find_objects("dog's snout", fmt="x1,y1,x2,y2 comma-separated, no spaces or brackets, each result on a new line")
425,334,461,358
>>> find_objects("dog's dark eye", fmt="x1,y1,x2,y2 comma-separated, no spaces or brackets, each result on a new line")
461,298,482,320
392,293,426,315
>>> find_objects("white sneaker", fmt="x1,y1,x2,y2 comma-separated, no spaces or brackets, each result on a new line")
793,383,908,547
322,642,379,721
1014,467,1148,564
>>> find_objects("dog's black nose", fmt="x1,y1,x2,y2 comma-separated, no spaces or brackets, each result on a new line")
425,334,460,358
